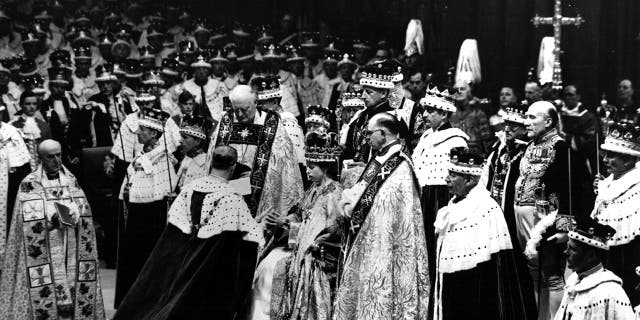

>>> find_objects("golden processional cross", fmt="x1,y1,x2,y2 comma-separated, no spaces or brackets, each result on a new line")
532,0,585,90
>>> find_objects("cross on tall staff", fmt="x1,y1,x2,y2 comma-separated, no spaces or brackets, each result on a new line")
532,0,585,90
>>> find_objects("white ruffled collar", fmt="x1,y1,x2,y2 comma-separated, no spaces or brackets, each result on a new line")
19,114,41,139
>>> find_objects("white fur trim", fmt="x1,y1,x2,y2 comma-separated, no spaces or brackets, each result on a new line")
359,77,394,89
569,231,610,250
601,137,640,157
257,89,282,100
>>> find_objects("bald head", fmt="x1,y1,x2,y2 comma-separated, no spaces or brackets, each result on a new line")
38,139,61,157
525,101,558,139
229,85,258,124
369,112,401,136
366,112,401,151
211,146,238,170
38,139,62,175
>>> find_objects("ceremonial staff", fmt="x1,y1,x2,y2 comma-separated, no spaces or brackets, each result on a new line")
112,92,133,199
112,92,132,251
596,93,608,177
568,143,573,226
113,92,130,163
161,117,174,210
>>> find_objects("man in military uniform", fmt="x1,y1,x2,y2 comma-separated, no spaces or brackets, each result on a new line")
514,101,595,320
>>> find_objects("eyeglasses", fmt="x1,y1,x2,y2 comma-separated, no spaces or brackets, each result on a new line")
363,129,385,137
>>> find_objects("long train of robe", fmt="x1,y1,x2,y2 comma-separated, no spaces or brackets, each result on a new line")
114,175,263,320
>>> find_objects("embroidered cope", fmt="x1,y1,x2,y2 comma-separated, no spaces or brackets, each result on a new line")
0,165,105,320
334,144,430,320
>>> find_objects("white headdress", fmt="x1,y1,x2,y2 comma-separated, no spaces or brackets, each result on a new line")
537,37,555,86
404,19,424,56
455,39,481,85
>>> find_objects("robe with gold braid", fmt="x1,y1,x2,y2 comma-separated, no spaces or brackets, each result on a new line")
0,165,105,320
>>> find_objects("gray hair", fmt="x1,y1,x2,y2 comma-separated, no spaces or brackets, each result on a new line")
229,85,256,105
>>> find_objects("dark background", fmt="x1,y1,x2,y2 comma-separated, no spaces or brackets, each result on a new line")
190,0,640,107
9,0,640,105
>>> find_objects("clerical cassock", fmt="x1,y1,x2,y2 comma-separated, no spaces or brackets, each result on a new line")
0,165,105,319
113,174,263,320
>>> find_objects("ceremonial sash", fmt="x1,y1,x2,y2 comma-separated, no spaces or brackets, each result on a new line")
216,111,280,216
338,149,409,282
19,180,100,319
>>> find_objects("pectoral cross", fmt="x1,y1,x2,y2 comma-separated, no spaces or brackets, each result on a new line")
532,0,585,90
